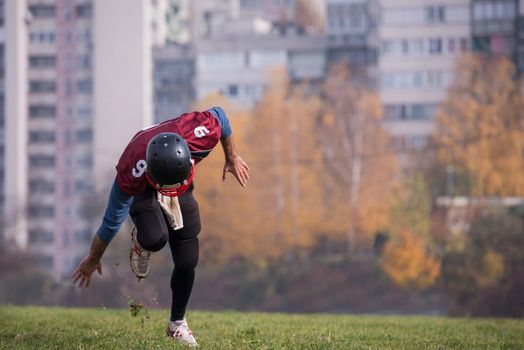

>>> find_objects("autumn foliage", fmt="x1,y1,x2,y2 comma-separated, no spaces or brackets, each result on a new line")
190,54,524,305
435,54,524,196
380,229,440,290
192,65,398,262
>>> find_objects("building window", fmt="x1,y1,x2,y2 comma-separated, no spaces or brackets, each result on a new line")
76,154,93,167
77,79,93,94
29,229,53,243
75,179,94,192
429,38,442,54
75,229,92,242
0,1,4,26
77,106,92,119
77,55,91,69
473,1,515,20
76,129,93,142
29,105,56,118
29,131,55,143
29,155,55,168
425,5,445,23
63,5,73,20
228,85,238,97
76,4,92,18
77,29,92,44
29,180,55,193
28,205,54,218
29,81,56,93
28,5,56,18
29,55,56,68
384,104,438,121
29,31,56,44
383,7,425,26
382,70,453,90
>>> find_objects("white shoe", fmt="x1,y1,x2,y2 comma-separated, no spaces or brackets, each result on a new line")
166,318,198,347
129,227,151,280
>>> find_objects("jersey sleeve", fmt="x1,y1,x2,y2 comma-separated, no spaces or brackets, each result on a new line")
208,107,232,138
97,180,134,243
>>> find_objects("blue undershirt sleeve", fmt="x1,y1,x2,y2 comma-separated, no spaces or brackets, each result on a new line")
209,107,233,139
97,180,134,243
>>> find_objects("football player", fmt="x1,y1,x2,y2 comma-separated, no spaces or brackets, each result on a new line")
72,107,249,346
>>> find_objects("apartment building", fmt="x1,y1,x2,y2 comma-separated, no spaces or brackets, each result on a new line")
471,0,520,69
325,0,380,84
378,0,471,154
21,0,95,278
3,0,156,280
153,44,195,123
195,29,326,107
154,3,326,111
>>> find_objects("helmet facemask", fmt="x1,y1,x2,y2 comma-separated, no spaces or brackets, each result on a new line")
146,158,195,197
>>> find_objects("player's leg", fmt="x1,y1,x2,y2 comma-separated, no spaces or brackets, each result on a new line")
169,237,199,320
128,185,169,278
165,188,201,346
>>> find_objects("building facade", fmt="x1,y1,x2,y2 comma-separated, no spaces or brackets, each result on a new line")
3,0,157,280
153,43,195,123
194,31,326,108
325,0,379,84
378,0,471,154
471,0,520,69
22,0,96,278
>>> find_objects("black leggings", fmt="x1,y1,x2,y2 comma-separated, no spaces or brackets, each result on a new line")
129,184,201,321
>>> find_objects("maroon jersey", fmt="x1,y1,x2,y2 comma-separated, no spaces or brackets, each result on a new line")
115,111,222,196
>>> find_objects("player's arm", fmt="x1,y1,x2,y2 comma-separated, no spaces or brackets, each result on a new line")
208,107,250,187
221,134,250,187
72,180,133,287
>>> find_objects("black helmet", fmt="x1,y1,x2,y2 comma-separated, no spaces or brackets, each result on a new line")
145,132,194,196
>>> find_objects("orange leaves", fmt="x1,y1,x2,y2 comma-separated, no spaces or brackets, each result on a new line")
193,65,399,262
435,54,524,196
321,62,398,248
380,230,440,290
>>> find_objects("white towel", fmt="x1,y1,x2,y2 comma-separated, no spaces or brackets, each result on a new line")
157,193,184,230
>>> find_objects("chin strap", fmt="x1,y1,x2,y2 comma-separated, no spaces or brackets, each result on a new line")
146,160,195,197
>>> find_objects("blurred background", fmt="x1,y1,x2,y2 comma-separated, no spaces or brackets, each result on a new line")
1,0,523,318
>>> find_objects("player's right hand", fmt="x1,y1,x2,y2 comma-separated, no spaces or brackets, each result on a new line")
72,255,102,288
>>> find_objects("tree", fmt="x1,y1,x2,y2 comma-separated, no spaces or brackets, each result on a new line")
191,65,398,261
320,62,398,252
434,54,524,196
245,68,326,255
380,229,440,290
190,93,263,262
380,174,440,290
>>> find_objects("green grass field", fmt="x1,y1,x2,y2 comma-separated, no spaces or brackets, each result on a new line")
0,306,523,349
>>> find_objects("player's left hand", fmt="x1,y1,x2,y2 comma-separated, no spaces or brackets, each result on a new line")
223,155,250,187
